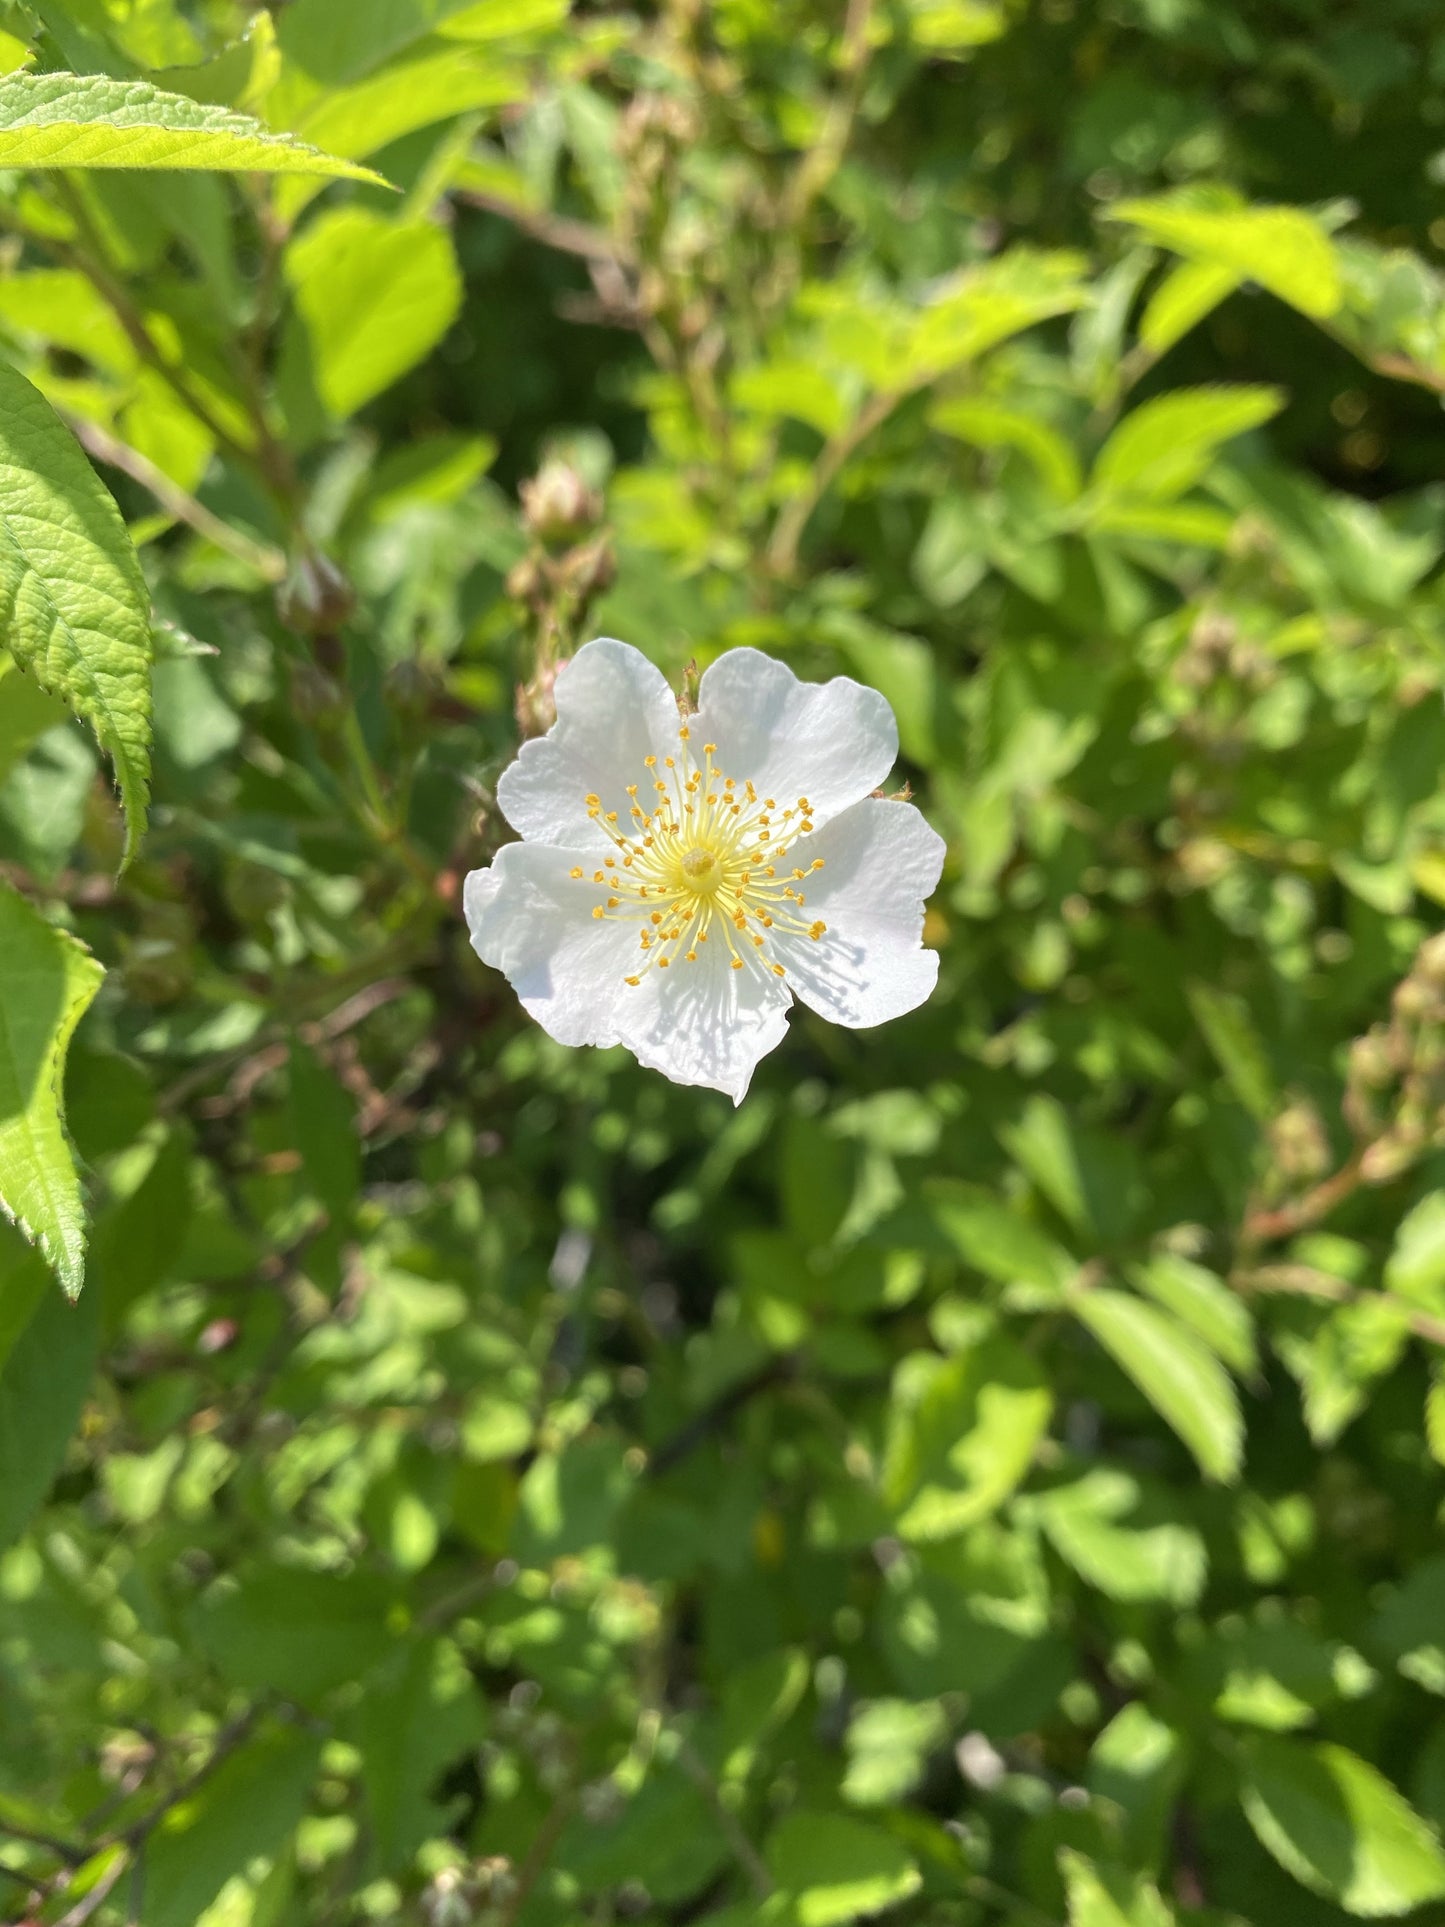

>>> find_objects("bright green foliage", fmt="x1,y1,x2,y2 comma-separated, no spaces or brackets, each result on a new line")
0,364,153,858
3,1,1445,1925
0,880,103,1294
0,71,385,176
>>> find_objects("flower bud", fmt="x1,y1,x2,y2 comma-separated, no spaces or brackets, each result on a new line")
277,550,355,637
1394,978,1435,1025
520,460,601,546
1418,933,1445,988
289,659,346,724
1347,1031,1395,1091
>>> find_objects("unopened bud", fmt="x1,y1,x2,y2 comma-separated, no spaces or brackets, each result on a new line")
1348,1031,1395,1091
1394,978,1435,1025
277,550,355,636
560,532,616,602
1268,1100,1331,1182
520,461,601,546
1418,933,1445,989
289,659,345,724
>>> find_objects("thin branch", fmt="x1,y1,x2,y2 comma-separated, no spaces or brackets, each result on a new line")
54,1849,130,1927
500,1786,575,1927
765,385,903,578
457,188,632,267
98,1706,262,1854
0,1820,87,1865
780,0,875,231
1241,1152,1366,1245
66,417,287,581
675,1737,772,1899
1234,1263,1445,1348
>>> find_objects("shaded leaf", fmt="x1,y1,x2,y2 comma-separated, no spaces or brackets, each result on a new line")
1074,1287,1244,1481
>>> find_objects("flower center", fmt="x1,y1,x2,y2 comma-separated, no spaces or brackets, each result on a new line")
571,724,829,986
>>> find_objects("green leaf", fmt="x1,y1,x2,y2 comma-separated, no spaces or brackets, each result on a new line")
0,879,104,1296
1384,1191,1445,1315
1074,1287,1244,1482
144,1725,321,1927
766,1812,922,1926
1370,1558,1445,1698
0,71,386,178
1428,1369,1445,1469
0,1242,99,1547
1087,1704,1188,1864
904,249,1090,379
1185,979,1276,1121
842,1699,947,1807
1131,1252,1258,1377
282,209,463,423
358,1638,484,1872
0,363,153,860
1092,386,1284,502
926,1179,1077,1295
1059,1849,1176,1927
883,1335,1052,1540
1111,196,1342,320
1240,1736,1445,1917
929,396,1081,501
1030,1469,1207,1606
277,0,500,84
1138,258,1241,356
192,1567,396,1701
288,1042,360,1225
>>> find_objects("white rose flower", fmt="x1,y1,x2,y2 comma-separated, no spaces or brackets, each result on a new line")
463,637,946,1103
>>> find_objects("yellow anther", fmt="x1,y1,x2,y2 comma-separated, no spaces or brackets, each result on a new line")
593,870,605,882
585,792,600,806
644,755,657,767
592,906,605,919
658,956,670,968
810,921,826,939
772,963,786,976
731,957,743,970
607,897,620,907
626,975,641,985
679,725,691,739
685,950,697,962
704,743,717,754
650,911,663,925
570,866,584,878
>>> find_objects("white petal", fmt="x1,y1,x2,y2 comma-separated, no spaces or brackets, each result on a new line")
463,842,637,1047
613,935,793,1105
496,636,682,852
693,647,897,826
770,798,945,1028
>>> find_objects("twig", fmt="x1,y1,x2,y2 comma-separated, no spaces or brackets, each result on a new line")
765,386,903,578
65,417,287,581
54,1849,129,1927
1241,1152,1366,1245
1234,1264,1445,1348
780,0,874,231
647,1356,797,1477
500,1786,574,1927
0,1821,87,1865
98,1706,262,1854
675,1737,772,1898
457,188,632,267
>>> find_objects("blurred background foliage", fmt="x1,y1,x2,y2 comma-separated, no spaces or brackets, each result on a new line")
6,1,1445,1924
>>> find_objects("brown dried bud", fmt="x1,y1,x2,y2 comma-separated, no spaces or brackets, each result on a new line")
277,550,355,636
289,658,346,724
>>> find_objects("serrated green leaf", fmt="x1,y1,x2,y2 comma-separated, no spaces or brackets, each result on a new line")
1030,1468,1207,1605
1240,1736,1445,1917
0,363,152,860
929,396,1082,501
1384,1191,1445,1315
1111,196,1342,320
1060,1848,1176,1927
1074,1287,1244,1481
0,71,386,179
1185,979,1276,1121
282,209,462,423
1132,1252,1258,1376
926,1179,1077,1294
0,879,104,1297
0,1240,99,1546
766,1812,921,1926
358,1638,484,1872
1093,386,1284,502
883,1335,1052,1540
1138,258,1241,356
